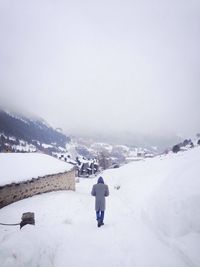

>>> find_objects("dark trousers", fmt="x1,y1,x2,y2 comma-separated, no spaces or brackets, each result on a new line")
96,210,104,222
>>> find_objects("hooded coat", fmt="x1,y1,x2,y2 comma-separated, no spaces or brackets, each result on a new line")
91,177,109,211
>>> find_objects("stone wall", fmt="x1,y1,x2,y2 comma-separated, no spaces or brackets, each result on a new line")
0,169,75,209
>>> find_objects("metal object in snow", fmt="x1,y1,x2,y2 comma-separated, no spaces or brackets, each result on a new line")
20,212,35,229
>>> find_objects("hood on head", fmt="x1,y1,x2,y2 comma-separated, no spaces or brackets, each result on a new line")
97,176,104,184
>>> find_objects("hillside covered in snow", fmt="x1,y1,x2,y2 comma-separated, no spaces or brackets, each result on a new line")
0,147,200,267
0,109,70,154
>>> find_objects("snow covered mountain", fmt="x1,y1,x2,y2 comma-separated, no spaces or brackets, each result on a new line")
0,109,156,171
0,146,200,266
0,109,70,153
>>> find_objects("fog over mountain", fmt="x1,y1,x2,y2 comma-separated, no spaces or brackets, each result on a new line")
0,0,200,140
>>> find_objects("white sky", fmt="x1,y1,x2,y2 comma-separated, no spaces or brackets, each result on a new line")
0,0,200,136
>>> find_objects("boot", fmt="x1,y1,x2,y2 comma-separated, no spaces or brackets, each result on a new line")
97,219,101,227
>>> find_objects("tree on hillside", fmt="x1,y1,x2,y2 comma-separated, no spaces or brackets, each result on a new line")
172,144,180,153
98,151,111,170
183,139,190,146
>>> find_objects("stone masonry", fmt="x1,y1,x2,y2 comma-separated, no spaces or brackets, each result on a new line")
0,169,75,208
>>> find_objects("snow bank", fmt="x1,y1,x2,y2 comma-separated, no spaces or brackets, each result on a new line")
145,147,200,238
102,147,200,266
0,153,73,186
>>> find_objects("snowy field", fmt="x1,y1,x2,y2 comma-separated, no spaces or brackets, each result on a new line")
0,153,73,186
0,148,200,267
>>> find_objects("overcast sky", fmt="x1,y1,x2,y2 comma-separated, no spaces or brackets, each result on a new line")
0,0,200,137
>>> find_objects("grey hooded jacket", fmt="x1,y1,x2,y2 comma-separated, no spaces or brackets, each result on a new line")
91,177,109,211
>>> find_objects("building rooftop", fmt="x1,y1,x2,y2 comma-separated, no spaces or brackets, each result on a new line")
0,153,74,186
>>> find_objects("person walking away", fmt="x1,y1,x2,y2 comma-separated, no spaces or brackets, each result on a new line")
91,176,109,227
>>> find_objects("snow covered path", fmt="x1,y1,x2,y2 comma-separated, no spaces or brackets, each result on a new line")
0,189,187,267
1,148,200,267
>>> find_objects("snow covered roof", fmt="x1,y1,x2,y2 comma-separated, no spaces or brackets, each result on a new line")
0,153,74,186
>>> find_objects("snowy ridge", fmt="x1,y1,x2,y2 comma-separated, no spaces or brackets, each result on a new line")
4,111,30,125
0,109,70,154
0,147,200,266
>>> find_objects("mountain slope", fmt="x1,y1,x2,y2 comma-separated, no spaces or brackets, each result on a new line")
0,110,70,152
